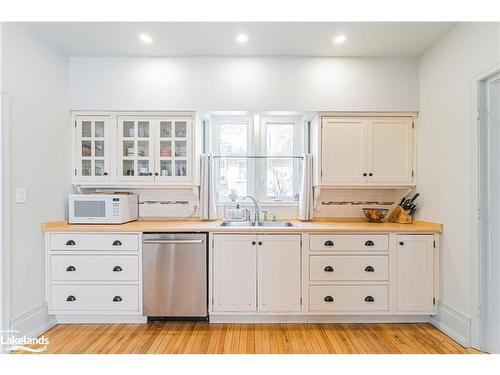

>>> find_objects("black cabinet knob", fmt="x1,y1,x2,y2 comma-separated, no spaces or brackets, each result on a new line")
364,240,374,247
65,265,76,272
66,295,76,302
324,296,334,302
103,172,108,176
258,241,262,246
365,296,375,302
399,241,404,246
363,173,367,177
324,266,334,272
155,172,159,176
369,173,373,176
251,241,256,245
324,240,334,247
113,240,122,246
148,172,153,176
113,266,123,272
113,296,122,302
365,266,375,272
65,240,76,246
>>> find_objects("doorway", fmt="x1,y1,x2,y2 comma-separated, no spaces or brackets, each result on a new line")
479,71,500,353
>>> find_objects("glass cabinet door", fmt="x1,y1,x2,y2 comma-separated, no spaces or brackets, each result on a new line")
118,117,155,181
76,116,110,180
155,118,191,181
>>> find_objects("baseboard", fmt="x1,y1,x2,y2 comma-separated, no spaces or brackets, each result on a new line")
209,315,431,324
10,303,56,341
430,303,471,347
55,314,147,324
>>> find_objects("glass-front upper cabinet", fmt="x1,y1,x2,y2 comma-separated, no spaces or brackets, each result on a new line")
155,117,191,182
117,117,156,182
75,116,111,181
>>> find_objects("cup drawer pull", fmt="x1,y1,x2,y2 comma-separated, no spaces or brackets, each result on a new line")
324,240,334,247
364,266,375,272
324,266,334,272
65,240,76,246
364,240,375,246
365,296,375,303
112,240,122,246
66,295,76,302
113,296,123,302
113,266,123,272
65,265,76,272
324,296,334,302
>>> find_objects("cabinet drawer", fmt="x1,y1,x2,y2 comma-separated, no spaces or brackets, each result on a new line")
50,285,139,312
309,234,388,251
50,233,139,251
309,255,388,281
50,255,139,282
309,285,388,312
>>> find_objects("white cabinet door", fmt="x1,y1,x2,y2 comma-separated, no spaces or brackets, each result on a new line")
74,116,111,182
117,117,156,182
213,235,257,312
368,118,413,185
321,118,368,185
396,235,435,313
258,235,301,312
154,117,192,183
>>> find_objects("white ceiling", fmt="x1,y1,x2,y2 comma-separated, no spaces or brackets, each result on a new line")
27,22,456,57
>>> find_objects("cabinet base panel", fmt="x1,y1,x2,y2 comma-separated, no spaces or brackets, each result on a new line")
208,315,432,323
55,314,147,324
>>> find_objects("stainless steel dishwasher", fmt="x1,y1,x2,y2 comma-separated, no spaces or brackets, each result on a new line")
142,233,208,320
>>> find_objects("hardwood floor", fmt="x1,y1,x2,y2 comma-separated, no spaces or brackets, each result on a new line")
17,322,481,354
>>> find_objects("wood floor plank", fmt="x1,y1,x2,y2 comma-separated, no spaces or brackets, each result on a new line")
19,322,483,355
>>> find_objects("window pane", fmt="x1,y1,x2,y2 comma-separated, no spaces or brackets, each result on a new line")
219,123,247,155
266,122,295,199
217,158,247,200
81,121,91,138
266,159,294,198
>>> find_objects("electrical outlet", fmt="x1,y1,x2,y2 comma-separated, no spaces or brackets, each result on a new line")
15,187,27,203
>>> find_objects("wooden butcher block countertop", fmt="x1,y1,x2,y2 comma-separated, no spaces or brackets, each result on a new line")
42,219,442,233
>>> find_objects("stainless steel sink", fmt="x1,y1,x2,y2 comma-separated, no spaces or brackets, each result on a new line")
218,221,294,228
258,222,294,227
219,221,256,227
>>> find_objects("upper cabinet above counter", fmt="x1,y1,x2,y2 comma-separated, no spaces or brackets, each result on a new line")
311,112,416,188
72,112,201,187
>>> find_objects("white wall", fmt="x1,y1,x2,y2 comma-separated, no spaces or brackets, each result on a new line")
1,23,71,337
418,22,500,345
68,56,419,111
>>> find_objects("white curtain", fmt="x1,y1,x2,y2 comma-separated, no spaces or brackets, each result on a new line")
298,153,314,221
199,154,217,220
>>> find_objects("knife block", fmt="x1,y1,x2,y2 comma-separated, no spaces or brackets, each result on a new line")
388,206,414,224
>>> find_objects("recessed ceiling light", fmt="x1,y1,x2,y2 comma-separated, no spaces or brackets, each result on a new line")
236,33,249,44
333,35,346,44
139,33,153,44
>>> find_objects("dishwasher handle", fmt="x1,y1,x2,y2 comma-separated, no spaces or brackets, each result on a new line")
143,239,204,245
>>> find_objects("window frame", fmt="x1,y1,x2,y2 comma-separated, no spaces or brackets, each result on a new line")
210,114,304,205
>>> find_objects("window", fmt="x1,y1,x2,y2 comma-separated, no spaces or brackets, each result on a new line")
211,114,302,203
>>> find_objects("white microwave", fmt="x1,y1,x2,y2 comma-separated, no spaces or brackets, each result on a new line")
69,194,138,224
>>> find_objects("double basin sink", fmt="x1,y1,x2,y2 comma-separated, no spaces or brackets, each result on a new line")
219,221,294,228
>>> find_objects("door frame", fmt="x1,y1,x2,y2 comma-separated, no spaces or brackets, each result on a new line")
1,93,11,352
474,65,500,351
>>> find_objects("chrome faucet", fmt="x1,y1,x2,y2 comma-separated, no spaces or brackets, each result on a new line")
243,195,260,224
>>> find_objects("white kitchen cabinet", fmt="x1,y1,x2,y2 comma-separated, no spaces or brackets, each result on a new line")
118,116,156,182
258,235,301,312
74,115,112,182
319,115,415,186
368,118,413,185
73,112,195,186
321,118,367,185
213,235,257,312
396,235,436,313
